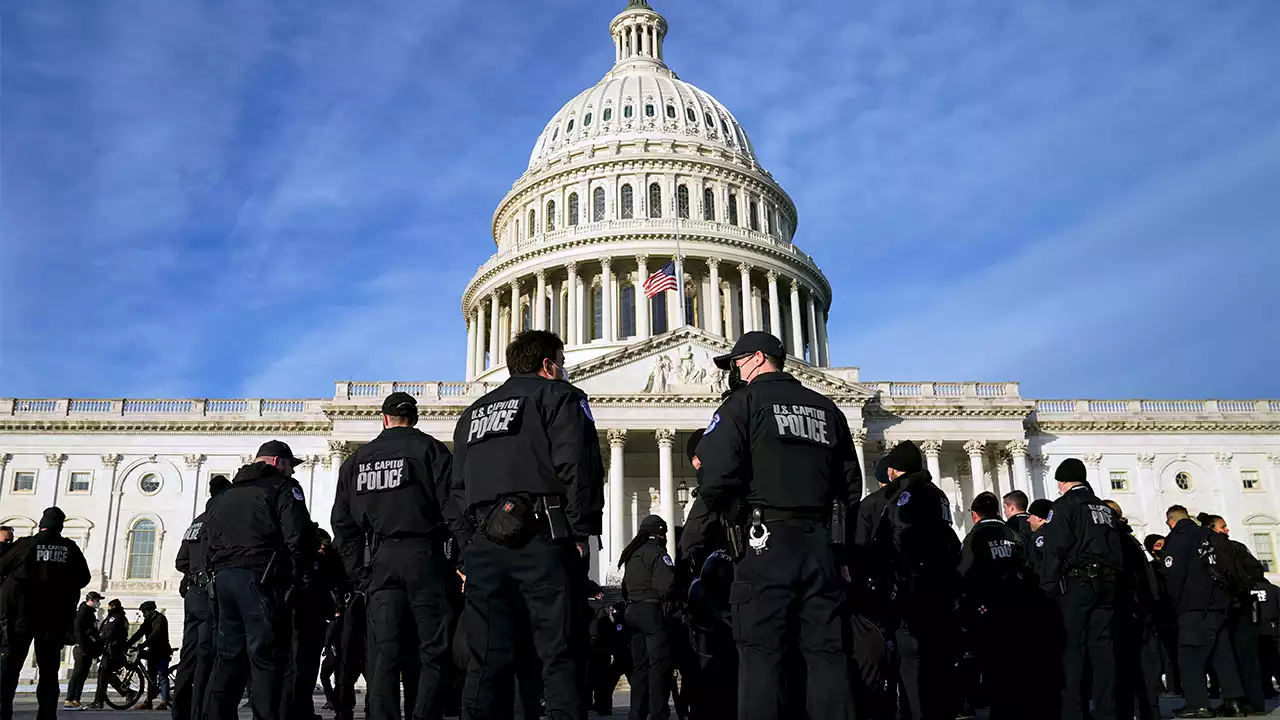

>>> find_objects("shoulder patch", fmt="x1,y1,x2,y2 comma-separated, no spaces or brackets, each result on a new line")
1035,536,1045,548
705,412,721,435
1046,509,1055,523
662,554,674,567
292,487,305,502
897,491,911,507
580,398,595,423
1164,556,1173,568
108,617,116,623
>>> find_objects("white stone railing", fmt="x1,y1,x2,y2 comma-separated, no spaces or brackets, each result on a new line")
1035,399,1280,418
1,398,328,419
868,381,1022,399
331,381,497,403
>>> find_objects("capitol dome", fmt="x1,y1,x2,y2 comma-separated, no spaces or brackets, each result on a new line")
461,0,834,381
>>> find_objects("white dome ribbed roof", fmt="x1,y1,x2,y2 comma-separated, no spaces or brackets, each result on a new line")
527,2,757,170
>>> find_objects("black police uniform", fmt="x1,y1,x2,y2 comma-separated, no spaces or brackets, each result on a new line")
587,604,628,715
1256,579,1280,698
957,517,1029,720
1115,522,1162,720
91,604,130,708
128,605,172,706
0,509,91,720
1038,480,1128,720
695,332,859,720
203,448,317,720
451,370,604,720
66,596,100,706
621,518,676,720
173,499,217,720
332,393,463,720
1225,537,1267,713
281,542,345,720
1006,512,1034,551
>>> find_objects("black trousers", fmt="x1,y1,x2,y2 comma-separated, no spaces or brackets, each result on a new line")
1116,617,1161,720
587,637,626,713
729,520,853,720
281,608,327,720
462,533,583,720
845,614,891,720
1178,609,1244,710
91,652,125,707
172,588,215,720
685,626,736,720
365,537,454,720
894,614,956,720
67,644,95,703
1261,633,1280,697
337,594,366,720
1228,612,1264,710
320,652,339,707
1056,577,1117,720
625,602,671,720
206,567,291,720
0,624,63,720
1158,622,1182,694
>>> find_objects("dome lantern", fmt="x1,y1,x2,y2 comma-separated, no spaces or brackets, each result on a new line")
610,0,668,69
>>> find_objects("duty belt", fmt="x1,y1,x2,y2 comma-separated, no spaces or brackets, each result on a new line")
751,507,828,523
1065,563,1119,581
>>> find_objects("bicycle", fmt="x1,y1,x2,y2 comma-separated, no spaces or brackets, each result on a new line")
100,646,149,710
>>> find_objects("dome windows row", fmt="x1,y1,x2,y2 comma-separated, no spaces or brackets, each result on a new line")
540,97,746,161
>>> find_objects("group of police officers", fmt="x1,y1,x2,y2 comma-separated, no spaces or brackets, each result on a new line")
2,328,1279,720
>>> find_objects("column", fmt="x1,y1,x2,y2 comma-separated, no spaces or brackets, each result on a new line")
806,291,819,365
534,270,548,331
1007,440,1030,496
465,315,477,379
1137,453,1158,531
922,440,958,530
852,428,868,497
738,264,754,332
601,258,615,341
1084,453,1102,489
789,280,804,357
766,271,782,339
608,429,627,563
1214,453,1238,526
641,21,650,56
184,454,206,521
707,259,723,337
634,255,651,340
488,293,501,367
964,440,986,510
475,308,488,373
656,428,677,557
993,449,1012,496
816,306,829,367
751,287,764,336
509,280,521,339
99,454,122,586
44,453,64,508
566,262,580,346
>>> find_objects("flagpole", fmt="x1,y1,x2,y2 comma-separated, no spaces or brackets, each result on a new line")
674,191,684,327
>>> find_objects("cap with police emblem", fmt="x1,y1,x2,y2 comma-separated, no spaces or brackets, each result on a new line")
381,391,419,418
255,440,305,467
713,331,787,370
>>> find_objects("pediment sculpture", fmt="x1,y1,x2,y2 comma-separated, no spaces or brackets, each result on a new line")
642,344,728,395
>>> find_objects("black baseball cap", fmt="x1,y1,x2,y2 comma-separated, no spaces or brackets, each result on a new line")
86,591,102,602
255,440,304,467
713,331,787,369
381,391,418,418
1029,499,1054,519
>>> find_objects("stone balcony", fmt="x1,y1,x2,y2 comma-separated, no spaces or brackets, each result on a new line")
0,397,330,421
1032,398,1280,427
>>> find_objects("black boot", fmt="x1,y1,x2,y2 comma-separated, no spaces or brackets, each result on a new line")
1173,707,1216,718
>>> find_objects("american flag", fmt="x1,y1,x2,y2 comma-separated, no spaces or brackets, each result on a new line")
642,261,678,298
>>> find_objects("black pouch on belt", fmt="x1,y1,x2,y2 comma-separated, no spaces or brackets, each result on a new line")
480,495,537,548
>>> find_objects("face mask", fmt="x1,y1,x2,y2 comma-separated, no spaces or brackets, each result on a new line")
551,360,570,382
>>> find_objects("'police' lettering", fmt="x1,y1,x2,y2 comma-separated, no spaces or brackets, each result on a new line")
768,404,834,447
988,539,1015,560
35,544,69,563
1088,505,1116,527
356,458,407,494
183,522,203,542
467,398,526,444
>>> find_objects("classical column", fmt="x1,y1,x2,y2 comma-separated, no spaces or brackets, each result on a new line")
601,257,616,341
789,280,804,357
636,255,651,340
534,270,548,331
184,454,206,521
806,291,819,365
1031,455,1051,499
922,440,957,529
656,428,677,557
816,306,829,367
465,316,477,380
852,428,868,497
45,453,65,507
1008,440,1030,496
766,271,782,339
964,440,986,509
509,280,521,339
488,293,501,367
566,262,580,346
707,259,723,337
608,429,628,563
1136,453,1158,531
99,454,122,587
751,286,764,335
992,449,1012,496
1083,453,1102,488
1214,452,1238,525
738,264,754,332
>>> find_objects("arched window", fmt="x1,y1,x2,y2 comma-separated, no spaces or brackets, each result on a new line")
567,118,575,132
546,200,556,231
728,193,739,226
592,284,603,341
521,303,532,332
685,282,699,327
721,119,730,136
624,105,634,119
593,187,606,221
603,107,613,122
528,209,536,236
666,105,676,119
551,126,559,142
702,188,715,221
766,206,775,235
651,295,668,334
704,112,714,127
686,107,697,122
127,519,157,579
648,183,662,218
677,185,690,219
620,285,636,338
645,104,655,117
584,112,593,127
545,297,554,334
749,200,760,231
620,184,634,219
568,193,579,227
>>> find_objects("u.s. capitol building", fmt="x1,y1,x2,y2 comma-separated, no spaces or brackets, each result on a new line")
3,0,1279,615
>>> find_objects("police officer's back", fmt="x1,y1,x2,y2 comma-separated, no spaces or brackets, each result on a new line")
451,330,604,720
203,441,317,720
172,475,229,720
620,516,676,720
695,331,858,720
332,391,461,720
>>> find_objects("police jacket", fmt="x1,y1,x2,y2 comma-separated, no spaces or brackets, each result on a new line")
99,607,129,656
202,463,317,578
1007,513,1034,551
1028,526,1048,577
451,374,605,539
1118,524,1160,620
294,545,347,619
1163,518,1228,613
852,486,891,548
622,538,675,604
959,518,1025,590
696,371,860,515
879,469,959,595
1256,580,1280,636
74,602,100,650
0,529,90,625
1038,484,1126,595
677,496,722,572
175,502,213,594
128,612,171,656
333,426,464,576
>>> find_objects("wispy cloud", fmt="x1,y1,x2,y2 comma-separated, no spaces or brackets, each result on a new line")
2,0,1277,399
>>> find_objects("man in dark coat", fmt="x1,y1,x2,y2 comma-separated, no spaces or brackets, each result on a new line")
64,591,102,708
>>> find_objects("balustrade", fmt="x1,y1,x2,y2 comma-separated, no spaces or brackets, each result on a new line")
123,400,193,414
69,399,113,413
207,400,251,413
1087,400,1127,413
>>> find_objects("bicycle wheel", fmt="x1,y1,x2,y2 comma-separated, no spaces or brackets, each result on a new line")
103,662,147,710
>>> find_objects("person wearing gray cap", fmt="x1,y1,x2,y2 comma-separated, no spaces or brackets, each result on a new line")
695,331,860,720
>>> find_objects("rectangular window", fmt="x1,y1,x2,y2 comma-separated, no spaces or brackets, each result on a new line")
68,471,91,493
12,471,35,493
1109,470,1128,492
1253,533,1274,572
1242,469,1261,491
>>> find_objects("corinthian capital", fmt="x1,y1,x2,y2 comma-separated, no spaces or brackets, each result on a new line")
737,262,753,274
654,428,676,445
600,256,613,270
566,261,579,274
1083,453,1102,468
1137,453,1156,469
1214,452,1233,468
766,269,779,283
1006,439,1029,457
607,428,629,447
183,454,206,470
852,427,867,444
535,268,547,281
45,453,66,468
101,453,122,469
963,440,986,457
328,440,352,459
879,438,901,453
921,440,943,458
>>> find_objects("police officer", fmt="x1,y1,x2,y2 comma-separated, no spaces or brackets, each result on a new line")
619,516,676,720
332,391,461,720
172,475,230,720
282,527,346,720
128,600,173,710
1025,499,1054,576
88,599,130,710
1003,490,1034,549
1039,458,1128,720
695,331,859,720
203,440,318,720
451,329,603,720
0,507,91,720
1104,499,1162,720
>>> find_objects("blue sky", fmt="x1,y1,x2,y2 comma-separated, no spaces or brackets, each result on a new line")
2,0,1278,401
